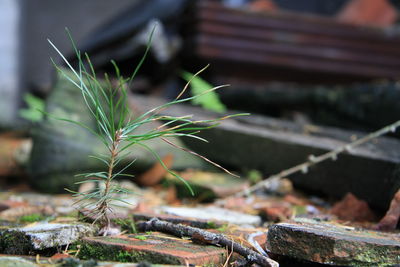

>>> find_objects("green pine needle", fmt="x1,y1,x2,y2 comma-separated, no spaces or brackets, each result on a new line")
48,28,244,228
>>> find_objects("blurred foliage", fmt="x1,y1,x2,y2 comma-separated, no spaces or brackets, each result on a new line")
181,71,227,113
19,93,44,122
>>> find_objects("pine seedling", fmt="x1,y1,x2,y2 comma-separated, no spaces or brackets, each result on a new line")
48,29,245,231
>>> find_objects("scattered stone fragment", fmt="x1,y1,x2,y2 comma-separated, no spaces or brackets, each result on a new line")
165,170,249,200
158,206,261,226
0,256,38,267
132,212,225,229
375,189,400,231
3,193,76,216
330,192,376,222
49,253,72,261
0,134,31,177
0,223,95,254
80,233,227,265
267,220,400,266
0,205,53,221
257,201,293,222
0,200,27,212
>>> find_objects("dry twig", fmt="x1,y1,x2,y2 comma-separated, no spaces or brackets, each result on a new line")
138,218,278,267
237,119,400,197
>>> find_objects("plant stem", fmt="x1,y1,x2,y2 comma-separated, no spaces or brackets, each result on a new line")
97,129,122,227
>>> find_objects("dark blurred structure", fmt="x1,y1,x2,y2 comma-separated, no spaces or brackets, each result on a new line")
19,0,400,94
0,0,398,131
20,0,138,94
185,0,400,85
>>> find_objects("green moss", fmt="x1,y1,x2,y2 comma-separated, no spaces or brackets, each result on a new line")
246,169,262,184
206,221,217,229
333,240,400,266
18,213,46,223
112,218,137,234
216,224,229,232
0,231,32,254
134,235,147,241
78,242,182,264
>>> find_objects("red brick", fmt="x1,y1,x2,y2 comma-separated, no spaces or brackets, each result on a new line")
81,233,227,265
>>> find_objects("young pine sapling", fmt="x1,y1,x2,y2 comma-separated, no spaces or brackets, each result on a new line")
48,29,245,232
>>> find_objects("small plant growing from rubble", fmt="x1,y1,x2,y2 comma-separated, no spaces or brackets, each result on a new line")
48,28,244,233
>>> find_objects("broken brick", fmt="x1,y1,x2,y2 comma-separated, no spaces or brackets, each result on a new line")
267,220,400,266
80,233,227,265
375,189,400,231
330,193,376,222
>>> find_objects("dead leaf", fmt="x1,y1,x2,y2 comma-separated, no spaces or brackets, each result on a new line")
249,0,277,12
375,189,400,231
50,253,71,261
330,193,376,222
337,0,397,27
165,185,180,205
258,202,293,222
136,154,174,186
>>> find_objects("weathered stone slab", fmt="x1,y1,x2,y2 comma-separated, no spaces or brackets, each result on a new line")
132,211,225,229
80,233,227,265
158,206,261,226
267,220,400,266
131,94,400,211
0,223,95,254
0,256,38,267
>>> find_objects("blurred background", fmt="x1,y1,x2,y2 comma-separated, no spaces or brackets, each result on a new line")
3,0,400,128
1,0,400,211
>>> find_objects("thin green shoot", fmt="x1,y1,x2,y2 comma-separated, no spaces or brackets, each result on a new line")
48,28,245,231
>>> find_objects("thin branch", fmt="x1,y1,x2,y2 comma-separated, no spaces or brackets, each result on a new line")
237,119,400,197
138,218,278,267
161,137,239,178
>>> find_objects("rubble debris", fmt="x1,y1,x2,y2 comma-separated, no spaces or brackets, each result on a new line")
267,219,400,266
138,218,278,267
0,223,95,255
0,133,31,177
0,256,37,267
80,232,228,265
158,206,261,226
164,170,250,200
330,192,376,222
257,201,293,222
0,205,53,221
132,212,225,229
132,94,400,211
376,189,400,231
